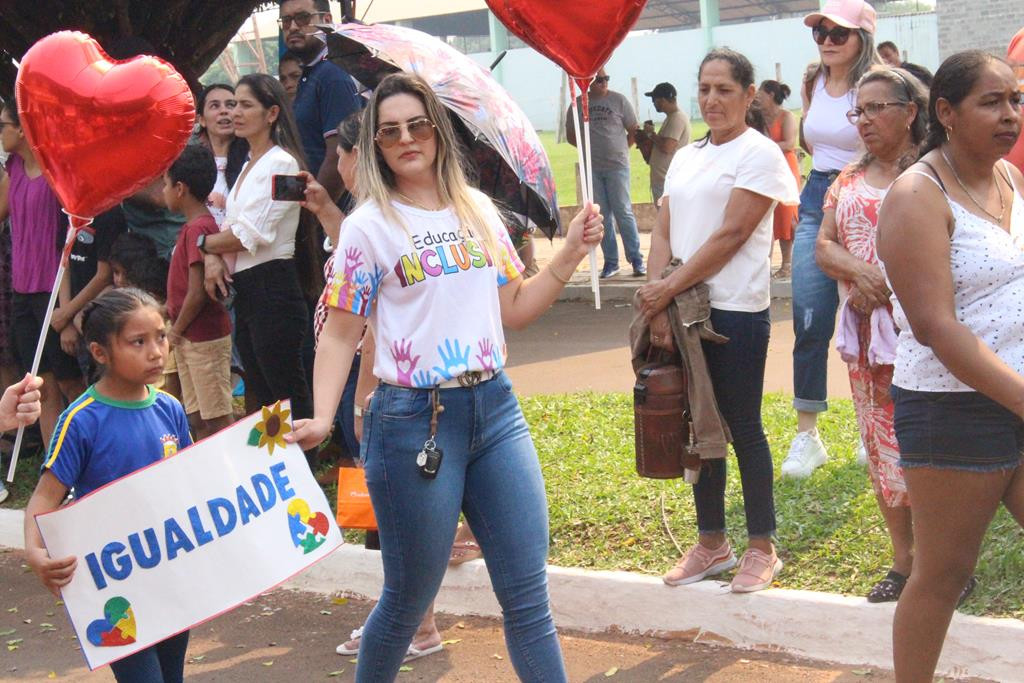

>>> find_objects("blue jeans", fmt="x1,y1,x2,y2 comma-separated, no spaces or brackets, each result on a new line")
791,169,840,413
357,373,566,682
695,309,776,537
592,167,642,270
109,631,189,683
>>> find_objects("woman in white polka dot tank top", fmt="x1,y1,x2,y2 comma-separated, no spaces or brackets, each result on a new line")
878,51,1024,681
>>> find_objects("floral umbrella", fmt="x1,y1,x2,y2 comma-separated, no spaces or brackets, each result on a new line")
324,22,560,241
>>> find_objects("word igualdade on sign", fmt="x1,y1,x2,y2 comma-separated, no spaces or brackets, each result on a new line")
83,462,296,590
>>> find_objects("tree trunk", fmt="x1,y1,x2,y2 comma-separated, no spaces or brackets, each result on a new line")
0,0,269,98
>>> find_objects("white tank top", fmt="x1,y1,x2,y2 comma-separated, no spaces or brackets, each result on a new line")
889,162,1024,392
803,76,861,172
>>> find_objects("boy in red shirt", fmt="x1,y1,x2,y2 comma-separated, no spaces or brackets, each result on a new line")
163,145,234,438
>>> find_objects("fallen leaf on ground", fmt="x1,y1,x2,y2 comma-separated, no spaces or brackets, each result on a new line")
398,666,413,672
348,658,358,664
54,601,63,607
0,629,15,637
327,671,345,677
22,619,32,625
605,667,619,677
188,655,206,664
7,645,18,652
48,673,57,679
7,639,23,645
851,670,873,677
331,597,348,605
6,607,17,613
441,639,462,645
261,661,274,667
319,610,332,615
455,622,465,629
492,654,503,660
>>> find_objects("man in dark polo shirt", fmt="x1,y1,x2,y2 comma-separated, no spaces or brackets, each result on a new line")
279,0,361,200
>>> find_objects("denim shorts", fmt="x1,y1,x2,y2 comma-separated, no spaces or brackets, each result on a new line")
891,385,1024,472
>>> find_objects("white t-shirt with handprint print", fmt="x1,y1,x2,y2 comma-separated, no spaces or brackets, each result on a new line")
324,194,523,388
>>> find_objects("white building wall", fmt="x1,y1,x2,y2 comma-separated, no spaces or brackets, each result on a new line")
470,12,938,131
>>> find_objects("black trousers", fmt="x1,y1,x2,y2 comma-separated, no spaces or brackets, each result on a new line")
232,259,312,422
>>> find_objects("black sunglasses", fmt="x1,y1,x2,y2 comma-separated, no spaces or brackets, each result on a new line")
812,22,852,46
594,75,611,83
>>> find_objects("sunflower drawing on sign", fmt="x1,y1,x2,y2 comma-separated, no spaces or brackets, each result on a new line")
247,401,292,454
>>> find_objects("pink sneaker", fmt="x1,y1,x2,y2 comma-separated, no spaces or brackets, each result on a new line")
663,541,737,586
730,547,783,593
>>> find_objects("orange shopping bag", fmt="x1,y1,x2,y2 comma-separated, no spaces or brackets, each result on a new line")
336,466,377,530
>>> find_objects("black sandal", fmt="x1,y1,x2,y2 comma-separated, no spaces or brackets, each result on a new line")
867,570,908,603
957,576,978,608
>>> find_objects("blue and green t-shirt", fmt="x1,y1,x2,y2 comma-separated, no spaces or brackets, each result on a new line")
44,385,192,498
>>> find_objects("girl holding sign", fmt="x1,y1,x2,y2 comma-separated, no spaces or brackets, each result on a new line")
289,72,603,682
24,288,192,682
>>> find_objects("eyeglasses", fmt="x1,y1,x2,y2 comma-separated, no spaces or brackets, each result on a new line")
846,101,908,124
0,121,15,129
374,117,437,148
594,76,611,83
277,11,326,29
812,22,852,46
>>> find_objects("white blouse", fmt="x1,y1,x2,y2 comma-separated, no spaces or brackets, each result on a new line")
223,145,301,273
889,163,1024,392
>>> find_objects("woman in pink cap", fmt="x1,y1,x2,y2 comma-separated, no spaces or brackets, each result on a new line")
784,0,881,479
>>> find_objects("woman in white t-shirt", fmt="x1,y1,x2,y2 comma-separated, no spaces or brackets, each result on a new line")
199,74,322,439
636,49,799,594
289,73,602,683
785,0,880,478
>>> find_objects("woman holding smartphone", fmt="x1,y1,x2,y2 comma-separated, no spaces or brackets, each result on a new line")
201,73,320,430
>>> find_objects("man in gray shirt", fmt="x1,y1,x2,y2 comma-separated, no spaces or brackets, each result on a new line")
566,68,645,278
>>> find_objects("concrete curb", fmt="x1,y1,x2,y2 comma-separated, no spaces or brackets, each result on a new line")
3,508,1020,680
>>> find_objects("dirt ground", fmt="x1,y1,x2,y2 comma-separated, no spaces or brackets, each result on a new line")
0,551,918,683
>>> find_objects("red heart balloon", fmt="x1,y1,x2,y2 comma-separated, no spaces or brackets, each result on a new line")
486,0,648,79
15,31,195,219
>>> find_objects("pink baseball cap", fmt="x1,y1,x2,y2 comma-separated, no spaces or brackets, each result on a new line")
804,0,877,35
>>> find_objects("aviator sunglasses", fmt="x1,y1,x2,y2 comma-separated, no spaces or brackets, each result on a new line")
812,22,853,46
374,117,437,149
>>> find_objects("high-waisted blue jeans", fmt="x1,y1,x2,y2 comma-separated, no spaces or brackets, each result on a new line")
357,372,566,683
792,169,840,413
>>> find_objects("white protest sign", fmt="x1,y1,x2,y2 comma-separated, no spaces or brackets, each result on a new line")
35,400,342,670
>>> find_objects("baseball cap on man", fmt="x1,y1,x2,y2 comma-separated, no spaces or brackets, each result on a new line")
804,0,876,35
644,82,677,99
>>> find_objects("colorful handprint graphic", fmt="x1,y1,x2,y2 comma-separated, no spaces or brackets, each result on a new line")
391,338,421,386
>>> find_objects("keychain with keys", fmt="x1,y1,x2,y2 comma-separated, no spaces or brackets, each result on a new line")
417,388,444,479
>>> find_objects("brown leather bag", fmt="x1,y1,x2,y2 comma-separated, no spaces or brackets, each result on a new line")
634,359,701,482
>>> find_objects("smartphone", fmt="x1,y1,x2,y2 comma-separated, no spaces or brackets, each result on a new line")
217,283,237,309
272,174,307,201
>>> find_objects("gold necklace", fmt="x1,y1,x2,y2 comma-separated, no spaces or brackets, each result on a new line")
941,147,1006,224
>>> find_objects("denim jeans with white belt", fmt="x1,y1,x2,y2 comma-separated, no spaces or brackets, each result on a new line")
355,372,566,683
791,169,840,413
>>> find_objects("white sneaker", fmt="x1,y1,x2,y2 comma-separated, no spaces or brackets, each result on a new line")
781,429,828,478
856,439,868,466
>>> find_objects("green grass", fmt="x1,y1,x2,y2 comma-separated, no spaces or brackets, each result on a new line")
6,392,1022,619
522,392,1024,620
